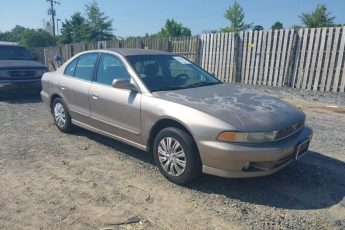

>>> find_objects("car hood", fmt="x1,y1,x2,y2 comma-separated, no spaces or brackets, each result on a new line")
0,60,46,70
153,84,306,132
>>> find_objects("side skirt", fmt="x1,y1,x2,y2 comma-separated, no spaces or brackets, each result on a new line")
72,119,148,152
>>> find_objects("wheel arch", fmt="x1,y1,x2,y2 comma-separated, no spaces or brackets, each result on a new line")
50,94,71,116
50,94,62,111
147,118,199,154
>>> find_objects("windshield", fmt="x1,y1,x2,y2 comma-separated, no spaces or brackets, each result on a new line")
126,55,221,92
0,46,32,60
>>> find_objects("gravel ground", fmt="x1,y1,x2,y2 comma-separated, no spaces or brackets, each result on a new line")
0,84,344,230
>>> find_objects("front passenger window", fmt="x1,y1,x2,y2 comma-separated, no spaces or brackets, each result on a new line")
96,54,131,86
74,53,98,81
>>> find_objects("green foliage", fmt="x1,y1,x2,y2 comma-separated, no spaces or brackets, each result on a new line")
1,1,114,47
221,0,252,32
85,1,114,41
0,25,56,47
299,4,335,28
59,20,73,44
271,21,284,30
60,12,91,44
202,29,219,34
19,29,57,47
59,2,114,43
156,19,192,37
253,25,264,31
0,25,27,42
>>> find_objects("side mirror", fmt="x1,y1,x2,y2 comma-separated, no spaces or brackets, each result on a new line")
112,78,139,92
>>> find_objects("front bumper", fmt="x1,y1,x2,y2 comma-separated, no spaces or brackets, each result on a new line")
0,79,42,87
40,90,50,108
196,126,313,178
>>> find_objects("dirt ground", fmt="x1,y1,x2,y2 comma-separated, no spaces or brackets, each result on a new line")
0,85,344,230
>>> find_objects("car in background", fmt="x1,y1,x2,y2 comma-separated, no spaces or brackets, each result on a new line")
0,44,47,90
41,49,313,184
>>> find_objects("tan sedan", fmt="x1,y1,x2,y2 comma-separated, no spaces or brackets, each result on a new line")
41,49,313,184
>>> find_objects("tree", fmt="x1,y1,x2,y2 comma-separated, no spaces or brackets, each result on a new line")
0,25,28,42
19,29,57,47
156,19,192,37
252,25,264,31
85,1,114,41
299,4,335,28
59,2,115,43
60,12,91,44
59,20,73,44
221,0,252,32
202,29,219,34
271,21,284,30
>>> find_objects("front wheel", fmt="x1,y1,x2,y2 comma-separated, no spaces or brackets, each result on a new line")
153,127,201,184
52,98,73,133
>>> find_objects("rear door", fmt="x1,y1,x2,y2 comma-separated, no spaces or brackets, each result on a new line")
60,53,98,124
89,53,142,144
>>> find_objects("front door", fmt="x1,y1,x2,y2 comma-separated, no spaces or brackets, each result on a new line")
89,54,142,144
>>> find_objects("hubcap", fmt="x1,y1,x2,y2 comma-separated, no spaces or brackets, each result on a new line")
54,103,66,128
158,137,186,176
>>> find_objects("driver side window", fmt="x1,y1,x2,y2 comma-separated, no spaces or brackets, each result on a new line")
96,54,131,86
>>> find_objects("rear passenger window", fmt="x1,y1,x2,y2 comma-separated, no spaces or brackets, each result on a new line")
74,53,98,81
96,54,131,86
64,58,78,76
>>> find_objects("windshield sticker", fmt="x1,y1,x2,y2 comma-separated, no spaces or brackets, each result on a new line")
173,56,191,65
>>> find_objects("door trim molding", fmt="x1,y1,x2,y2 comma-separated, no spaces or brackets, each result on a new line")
72,119,147,151
91,115,141,136
70,108,89,118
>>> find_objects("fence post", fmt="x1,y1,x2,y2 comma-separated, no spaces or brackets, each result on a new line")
288,29,301,88
195,37,202,65
234,32,242,83
43,48,48,68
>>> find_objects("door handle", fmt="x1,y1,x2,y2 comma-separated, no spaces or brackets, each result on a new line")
59,84,66,90
91,92,99,100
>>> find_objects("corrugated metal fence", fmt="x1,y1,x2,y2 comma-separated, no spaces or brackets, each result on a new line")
29,27,345,92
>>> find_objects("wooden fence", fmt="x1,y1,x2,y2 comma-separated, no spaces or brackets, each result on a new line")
200,27,345,93
29,37,200,72
29,26,345,92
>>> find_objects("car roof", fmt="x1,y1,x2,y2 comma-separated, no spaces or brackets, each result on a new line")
0,44,24,48
106,48,173,56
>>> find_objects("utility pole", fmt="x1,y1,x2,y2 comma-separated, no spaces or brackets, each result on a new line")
46,0,60,36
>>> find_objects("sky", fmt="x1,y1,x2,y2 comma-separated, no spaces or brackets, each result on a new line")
0,0,344,37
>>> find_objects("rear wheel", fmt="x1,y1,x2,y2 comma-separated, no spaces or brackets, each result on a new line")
153,127,201,184
52,98,73,133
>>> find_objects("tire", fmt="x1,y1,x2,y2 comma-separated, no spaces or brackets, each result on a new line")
153,127,202,184
52,98,73,133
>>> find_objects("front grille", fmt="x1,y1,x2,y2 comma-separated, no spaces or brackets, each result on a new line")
8,70,37,78
275,120,304,140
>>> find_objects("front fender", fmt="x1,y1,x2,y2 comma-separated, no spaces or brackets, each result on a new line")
140,95,235,145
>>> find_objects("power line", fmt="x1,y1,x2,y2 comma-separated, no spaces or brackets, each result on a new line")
46,0,60,36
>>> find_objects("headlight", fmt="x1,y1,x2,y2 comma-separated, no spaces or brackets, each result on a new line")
0,70,9,78
217,131,276,143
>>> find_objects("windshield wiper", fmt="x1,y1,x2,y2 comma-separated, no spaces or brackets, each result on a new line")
152,82,221,92
153,86,187,92
187,81,221,88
